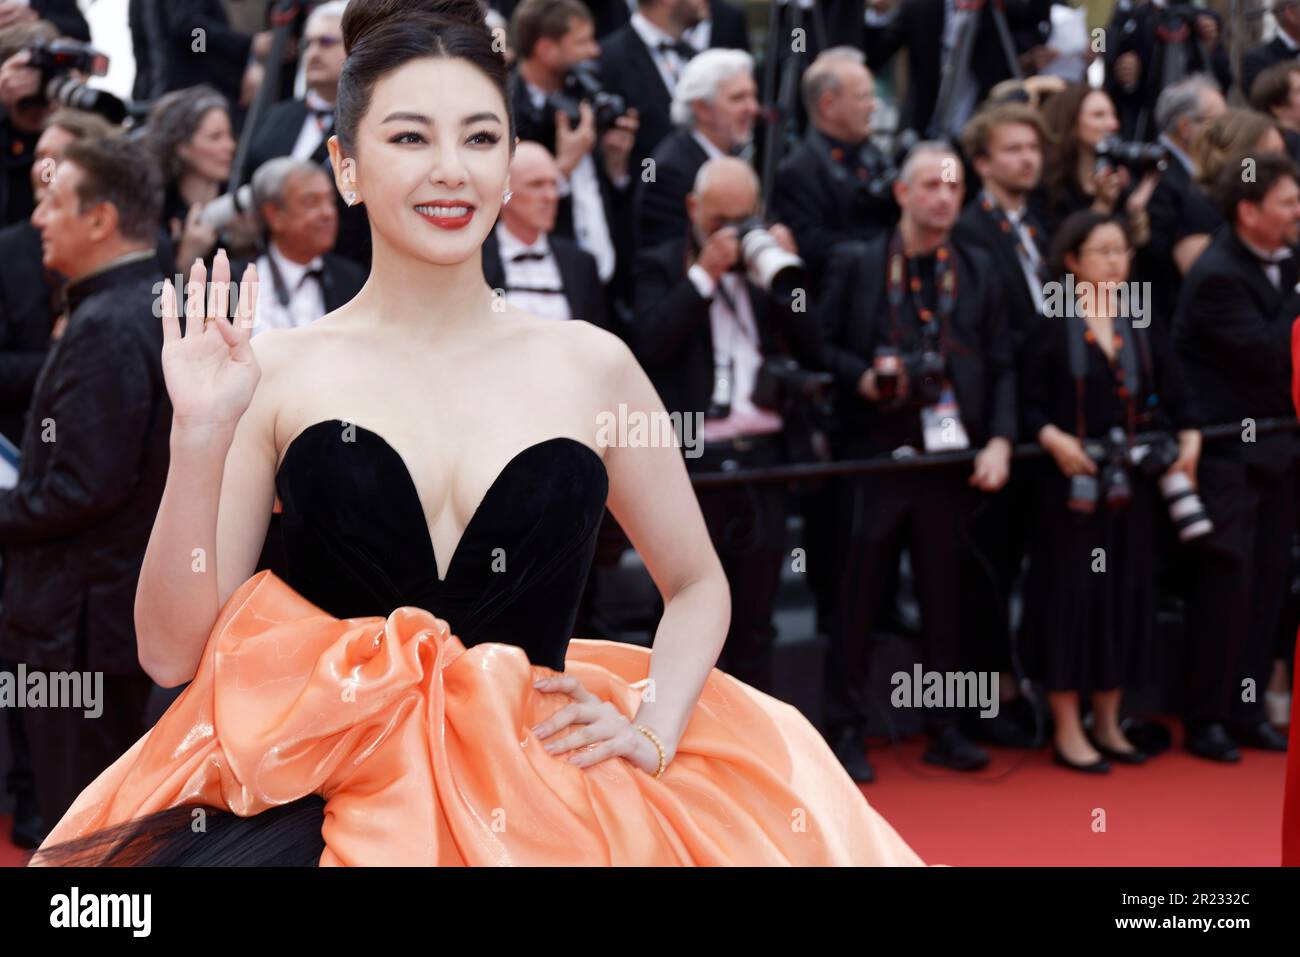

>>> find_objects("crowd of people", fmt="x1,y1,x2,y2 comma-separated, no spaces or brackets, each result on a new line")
1,0,1299,854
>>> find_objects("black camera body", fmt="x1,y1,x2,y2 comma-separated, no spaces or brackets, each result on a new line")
547,62,627,136
752,356,834,415
872,346,946,408
1095,136,1168,176
20,39,124,123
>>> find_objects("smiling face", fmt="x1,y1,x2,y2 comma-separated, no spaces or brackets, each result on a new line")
178,107,236,183
331,57,513,266
1076,91,1120,150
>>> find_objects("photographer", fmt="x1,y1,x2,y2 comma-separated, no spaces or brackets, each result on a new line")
1104,0,1232,142
635,47,758,249
1242,0,1300,103
0,19,59,225
771,47,898,293
630,156,820,696
510,0,638,303
816,141,1016,781
1020,211,1199,773
1173,152,1300,761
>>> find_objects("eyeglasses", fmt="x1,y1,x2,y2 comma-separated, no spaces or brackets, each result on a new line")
1078,244,1133,260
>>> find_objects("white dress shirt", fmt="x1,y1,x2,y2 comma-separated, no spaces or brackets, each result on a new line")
496,222,572,321
252,242,327,335
522,80,617,283
290,89,335,162
1240,236,1293,290
687,264,784,440
631,11,693,94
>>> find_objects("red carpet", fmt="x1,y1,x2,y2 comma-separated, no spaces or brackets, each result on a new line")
0,719,1285,867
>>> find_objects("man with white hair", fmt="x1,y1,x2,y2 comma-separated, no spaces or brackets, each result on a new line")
247,156,365,334
770,46,897,289
816,141,1015,781
634,47,758,247
246,1,349,173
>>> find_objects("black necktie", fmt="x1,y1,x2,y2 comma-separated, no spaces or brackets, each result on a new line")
511,250,547,262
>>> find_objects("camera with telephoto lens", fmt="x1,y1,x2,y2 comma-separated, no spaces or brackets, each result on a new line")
724,216,807,305
1130,435,1214,542
198,183,256,232
752,356,834,415
20,39,126,123
872,345,946,407
1095,136,1168,176
547,61,627,136
1068,427,1134,514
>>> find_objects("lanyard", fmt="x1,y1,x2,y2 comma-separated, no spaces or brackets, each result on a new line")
978,190,1045,283
885,229,957,350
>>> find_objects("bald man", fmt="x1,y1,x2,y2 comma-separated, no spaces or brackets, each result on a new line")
482,141,609,329
630,155,822,698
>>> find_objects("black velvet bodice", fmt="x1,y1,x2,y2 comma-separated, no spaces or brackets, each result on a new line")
274,420,609,671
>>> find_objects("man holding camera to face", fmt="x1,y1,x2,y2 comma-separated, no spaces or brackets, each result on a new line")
816,141,1016,782
509,0,639,308
630,156,822,697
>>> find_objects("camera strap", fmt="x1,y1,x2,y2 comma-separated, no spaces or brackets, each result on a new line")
885,229,956,353
1066,312,1142,440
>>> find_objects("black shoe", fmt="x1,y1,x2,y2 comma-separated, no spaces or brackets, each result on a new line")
1231,720,1289,752
1185,723,1241,762
831,727,875,783
1053,745,1111,773
9,791,46,850
1087,735,1147,764
923,725,990,771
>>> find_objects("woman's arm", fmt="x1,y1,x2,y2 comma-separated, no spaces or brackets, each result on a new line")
598,333,731,762
135,256,275,688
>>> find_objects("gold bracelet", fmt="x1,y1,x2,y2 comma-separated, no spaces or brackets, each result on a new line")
635,723,667,779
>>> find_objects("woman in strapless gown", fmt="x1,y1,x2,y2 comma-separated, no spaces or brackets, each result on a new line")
29,0,924,867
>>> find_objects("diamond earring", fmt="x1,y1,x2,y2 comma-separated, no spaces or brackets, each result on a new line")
344,190,357,207
503,188,513,205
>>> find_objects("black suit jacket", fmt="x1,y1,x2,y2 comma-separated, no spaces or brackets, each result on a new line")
1173,229,1300,465
0,255,171,674
629,236,823,422
952,197,1049,355
0,221,55,447
129,0,252,105
815,235,1016,452
245,99,333,178
634,127,707,249
231,249,368,317
33,0,90,40
597,23,675,183
482,228,611,333
508,68,634,282
1242,36,1297,102
865,0,1051,136
769,129,898,289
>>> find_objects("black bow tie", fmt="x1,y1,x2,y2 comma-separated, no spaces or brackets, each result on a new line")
511,250,548,262
656,39,697,60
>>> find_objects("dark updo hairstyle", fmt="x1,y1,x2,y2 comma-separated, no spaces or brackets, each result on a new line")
1047,209,1133,281
334,0,516,156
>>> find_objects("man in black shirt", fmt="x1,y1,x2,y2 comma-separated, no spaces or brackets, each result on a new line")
816,141,1016,781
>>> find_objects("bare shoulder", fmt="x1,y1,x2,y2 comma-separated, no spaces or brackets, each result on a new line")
509,313,636,384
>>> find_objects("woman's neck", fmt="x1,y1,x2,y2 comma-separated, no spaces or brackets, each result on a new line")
346,231,499,337
1076,150,1096,193
177,172,220,207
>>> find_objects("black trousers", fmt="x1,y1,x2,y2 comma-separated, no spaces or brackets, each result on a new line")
1182,447,1297,728
689,434,789,696
20,668,154,827
824,462,977,737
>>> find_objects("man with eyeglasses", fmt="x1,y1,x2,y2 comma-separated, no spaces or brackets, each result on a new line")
246,1,347,174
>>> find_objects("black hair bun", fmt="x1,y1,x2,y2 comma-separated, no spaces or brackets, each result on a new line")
341,0,488,55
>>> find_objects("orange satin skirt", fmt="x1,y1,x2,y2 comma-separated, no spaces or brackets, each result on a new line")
33,570,925,866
